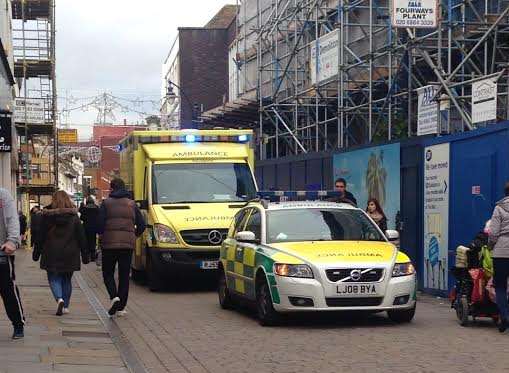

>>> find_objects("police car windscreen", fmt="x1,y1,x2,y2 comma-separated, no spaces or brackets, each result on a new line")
266,209,385,243
152,163,257,204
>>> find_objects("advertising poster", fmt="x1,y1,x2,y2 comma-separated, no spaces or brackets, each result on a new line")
310,30,339,85
332,143,401,230
423,143,450,291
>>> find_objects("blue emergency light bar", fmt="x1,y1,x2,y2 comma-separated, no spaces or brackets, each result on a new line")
257,190,342,202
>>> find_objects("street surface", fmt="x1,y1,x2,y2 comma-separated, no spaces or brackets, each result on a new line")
2,249,509,373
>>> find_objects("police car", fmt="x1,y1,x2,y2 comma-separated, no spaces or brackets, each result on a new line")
218,194,416,326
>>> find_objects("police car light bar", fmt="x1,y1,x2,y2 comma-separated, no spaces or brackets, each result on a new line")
257,191,341,202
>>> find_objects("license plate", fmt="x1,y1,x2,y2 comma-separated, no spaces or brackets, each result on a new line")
336,283,378,295
200,260,218,270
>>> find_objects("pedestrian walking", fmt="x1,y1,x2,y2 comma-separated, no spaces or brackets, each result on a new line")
334,178,358,206
30,206,43,259
366,198,388,232
97,178,146,317
37,191,88,316
0,188,25,339
80,197,100,261
18,211,27,246
488,181,509,333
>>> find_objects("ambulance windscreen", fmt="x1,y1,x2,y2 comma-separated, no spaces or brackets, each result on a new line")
152,163,256,204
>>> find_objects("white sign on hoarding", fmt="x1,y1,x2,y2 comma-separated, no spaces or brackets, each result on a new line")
472,78,497,124
14,98,45,124
417,85,439,136
423,143,450,292
310,30,339,84
392,0,438,28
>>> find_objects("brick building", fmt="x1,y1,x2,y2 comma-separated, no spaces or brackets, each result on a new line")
161,5,237,129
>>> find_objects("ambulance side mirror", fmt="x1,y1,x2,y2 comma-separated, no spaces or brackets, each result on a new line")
385,230,399,242
236,231,259,244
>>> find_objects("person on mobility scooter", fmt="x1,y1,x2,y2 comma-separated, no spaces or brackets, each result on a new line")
450,221,499,326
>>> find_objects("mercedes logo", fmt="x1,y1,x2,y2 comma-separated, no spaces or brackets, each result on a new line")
350,269,362,282
208,230,223,245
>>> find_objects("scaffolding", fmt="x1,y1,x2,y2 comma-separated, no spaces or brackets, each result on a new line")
12,0,57,196
211,0,509,159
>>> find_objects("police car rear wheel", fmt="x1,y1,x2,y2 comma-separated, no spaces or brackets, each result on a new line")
218,269,233,309
256,278,280,326
387,304,416,323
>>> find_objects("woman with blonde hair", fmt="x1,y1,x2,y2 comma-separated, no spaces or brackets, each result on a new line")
35,191,88,316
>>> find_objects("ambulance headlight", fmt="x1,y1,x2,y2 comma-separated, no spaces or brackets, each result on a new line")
392,263,415,277
154,224,178,244
274,264,314,278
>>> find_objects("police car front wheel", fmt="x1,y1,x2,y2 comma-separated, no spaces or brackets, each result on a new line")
218,269,234,309
256,277,281,326
387,304,416,323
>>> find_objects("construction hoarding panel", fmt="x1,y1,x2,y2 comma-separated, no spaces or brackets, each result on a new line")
14,98,45,124
417,85,439,136
472,78,497,124
58,129,78,144
310,29,339,85
392,0,438,29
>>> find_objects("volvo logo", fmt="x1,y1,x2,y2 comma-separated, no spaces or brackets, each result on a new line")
208,230,223,245
350,269,362,282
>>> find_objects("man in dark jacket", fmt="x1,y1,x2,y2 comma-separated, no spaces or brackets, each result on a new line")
18,211,27,246
80,197,100,261
30,206,43,260
97,178,146,316
334,178,357,206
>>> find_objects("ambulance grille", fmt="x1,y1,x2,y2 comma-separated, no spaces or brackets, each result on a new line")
325,297,383,307
326,268,384,283
180,229,228,246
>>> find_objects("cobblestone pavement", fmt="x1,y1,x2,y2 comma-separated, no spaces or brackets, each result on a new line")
79,264,509,373
0,249,128,373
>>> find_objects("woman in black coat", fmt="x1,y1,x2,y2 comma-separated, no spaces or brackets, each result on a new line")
36,191,88,316
79,197,100,261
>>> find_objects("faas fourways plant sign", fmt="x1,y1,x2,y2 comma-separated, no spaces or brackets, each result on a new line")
392,0,438,28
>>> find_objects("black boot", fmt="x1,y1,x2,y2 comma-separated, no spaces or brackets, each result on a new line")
498,318,508,333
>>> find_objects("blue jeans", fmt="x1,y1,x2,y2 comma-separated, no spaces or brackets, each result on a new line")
493,258,509,322
47,272,73,308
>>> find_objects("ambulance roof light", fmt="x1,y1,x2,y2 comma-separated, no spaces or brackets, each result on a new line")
185,134,196,143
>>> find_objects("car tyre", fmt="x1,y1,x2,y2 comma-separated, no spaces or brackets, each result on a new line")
218,269,234,309
388,303,416,323
147,251,163,292
256,276,280,326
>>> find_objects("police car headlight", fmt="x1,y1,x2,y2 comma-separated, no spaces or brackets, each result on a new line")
392,263,415,277
154,224,178,244
274,264,314,279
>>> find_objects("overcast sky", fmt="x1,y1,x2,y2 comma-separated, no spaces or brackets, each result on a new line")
56,0,234,139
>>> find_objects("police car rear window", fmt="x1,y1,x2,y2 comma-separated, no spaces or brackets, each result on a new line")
266,209,384,243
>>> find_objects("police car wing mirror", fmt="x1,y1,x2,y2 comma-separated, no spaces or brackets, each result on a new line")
136,200,149,210
236,231,258,243
385,230,399,241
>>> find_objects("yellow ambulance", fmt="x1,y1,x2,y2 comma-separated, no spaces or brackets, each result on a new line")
119,129,257,290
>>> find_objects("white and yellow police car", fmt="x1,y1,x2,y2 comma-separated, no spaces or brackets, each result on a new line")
218,197,417,326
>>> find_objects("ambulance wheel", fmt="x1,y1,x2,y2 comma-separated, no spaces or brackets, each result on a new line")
455,296,469,326
131,267,144,284
388,304,416,323
147,252,163,292
218,268,233,310
256,276,280,326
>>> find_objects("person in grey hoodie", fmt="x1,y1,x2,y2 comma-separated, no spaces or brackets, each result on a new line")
0,188,25,339
489,182,509,333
